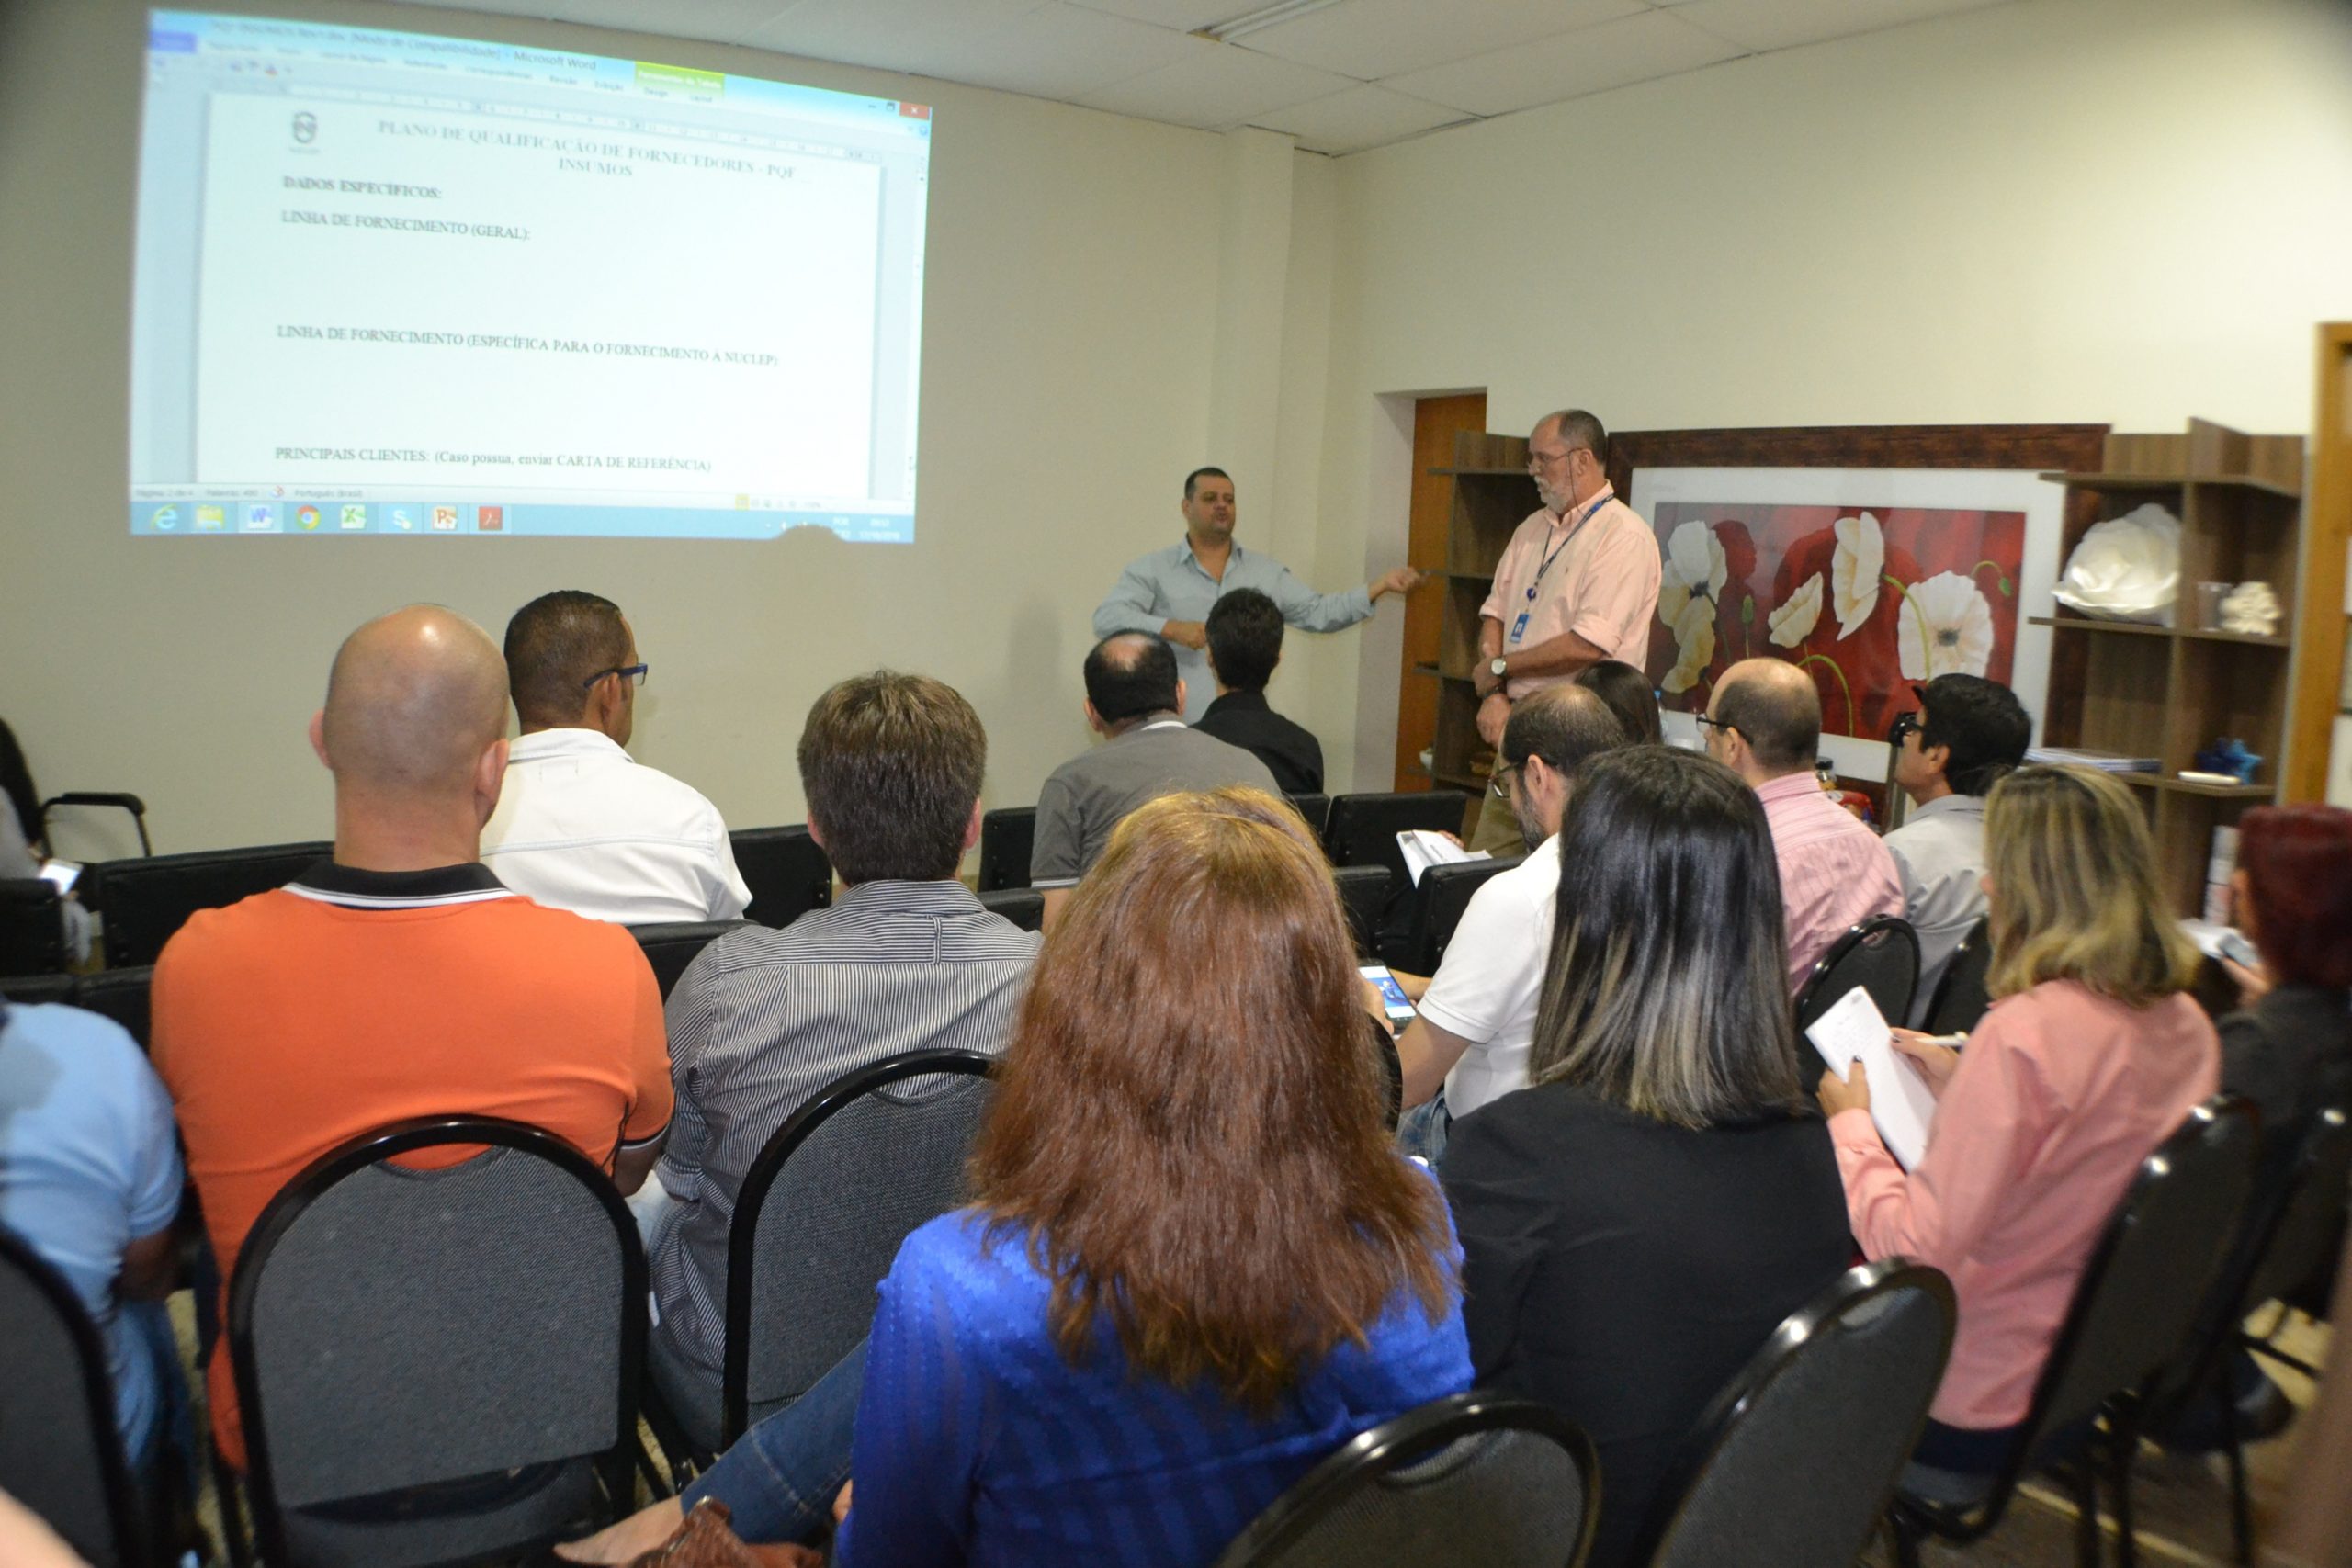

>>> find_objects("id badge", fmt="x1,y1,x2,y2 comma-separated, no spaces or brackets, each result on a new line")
1509,611,1531,647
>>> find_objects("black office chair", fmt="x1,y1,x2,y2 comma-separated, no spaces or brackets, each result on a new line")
72,966,155,1054
976,886,1045,932
1214,1392,1598,1568
0,1227,157,1568
0,875,69,975
628,920,752,999
729,825,832,930
3,716,153,859
226,1116,647,1568
1284,794,1331,841
712,1051,997,1453
0,972,77,1006
1891,1100,2261,1568
1920,917,1994,1035
1321,792,1474,874
1635,1260,1954,1568
1331,865,1391,960
1792,916,1920,1033
1394,855,1523,975
977,807,1036,893
88,841,332,968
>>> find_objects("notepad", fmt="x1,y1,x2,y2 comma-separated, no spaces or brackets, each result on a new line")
1396,829,1489,887
1804,986,1939,1169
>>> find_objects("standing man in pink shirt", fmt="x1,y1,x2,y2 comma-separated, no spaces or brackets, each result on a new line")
1702,658,1902,988
1468,410,1661,852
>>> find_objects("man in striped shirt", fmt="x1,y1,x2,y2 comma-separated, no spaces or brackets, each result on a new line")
1702,658,1902,990
643,671,1040,1450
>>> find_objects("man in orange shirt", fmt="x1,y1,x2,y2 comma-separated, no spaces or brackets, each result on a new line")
153,604,673,1470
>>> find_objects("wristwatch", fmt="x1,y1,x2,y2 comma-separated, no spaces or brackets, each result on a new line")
1488,656,1509,681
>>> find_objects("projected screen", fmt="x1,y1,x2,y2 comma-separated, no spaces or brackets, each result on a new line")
130,12,930,542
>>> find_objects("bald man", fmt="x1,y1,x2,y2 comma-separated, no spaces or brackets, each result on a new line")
1702,658,1902,989
152,605,674,1472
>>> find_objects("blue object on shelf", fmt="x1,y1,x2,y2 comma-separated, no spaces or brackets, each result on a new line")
2193,738,2263,784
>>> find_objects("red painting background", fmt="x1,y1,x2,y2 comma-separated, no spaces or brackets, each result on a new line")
1641,502,2027,740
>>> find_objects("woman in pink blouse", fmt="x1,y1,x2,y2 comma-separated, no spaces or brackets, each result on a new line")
1816,763,2218,1481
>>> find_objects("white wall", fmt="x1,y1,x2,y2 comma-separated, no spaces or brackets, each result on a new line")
1311,0,2352,789
0,0,1320,852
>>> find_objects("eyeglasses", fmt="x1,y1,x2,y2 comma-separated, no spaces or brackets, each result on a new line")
1524,447,1583,474
1888,710,1924,747
582,662,650,692
1489,761,1521,798
1693,714,1738,740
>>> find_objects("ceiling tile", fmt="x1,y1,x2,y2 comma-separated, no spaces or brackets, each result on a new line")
1249,83,1471,155
922,3,1218,100
1673,0,2015,53
1073,42,1357,130
1385,7,1746,118
1059,0,1265,28
737,0,1047,76
1241,0,1642,81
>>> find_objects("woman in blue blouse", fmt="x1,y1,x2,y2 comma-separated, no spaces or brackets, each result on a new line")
834,786,1469,1566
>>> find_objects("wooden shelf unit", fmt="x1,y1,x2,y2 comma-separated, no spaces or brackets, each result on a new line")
2035,420,2306,916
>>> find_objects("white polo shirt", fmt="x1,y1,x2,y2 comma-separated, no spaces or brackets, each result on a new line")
480,728,752,925
1415,835,1562,1118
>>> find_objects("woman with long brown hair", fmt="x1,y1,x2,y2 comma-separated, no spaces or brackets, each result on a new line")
832,786,1467,1565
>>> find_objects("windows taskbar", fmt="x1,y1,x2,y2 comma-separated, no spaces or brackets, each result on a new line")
129,501,915,543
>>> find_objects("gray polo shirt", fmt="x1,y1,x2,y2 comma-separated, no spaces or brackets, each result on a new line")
1030,716,1282,886
1883,793,1989,1026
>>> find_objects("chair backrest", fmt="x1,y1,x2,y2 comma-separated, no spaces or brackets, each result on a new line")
230,1116,643,1557
1322,792,1474,878
976,886,1045,932
1792,916,1920,1032
1967,1099,2258,1516
1920,917,1993,1035
725,1050,997,1444
1285,794,1331,841
976,807,1035,893
0,972,77,1006
628,920,752,999
70,965,153,1053
0,1228,146,1568
88,840,331,967
729,825,833,928
2242,1106,2352,1315
1399,855,1522,975
1638,1260,1955,1568
0,876,68,976
1331,865,1392,959
1212,1392,1597,1568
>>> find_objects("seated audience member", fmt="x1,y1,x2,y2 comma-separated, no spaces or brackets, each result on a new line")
479,590,751,923
1031,632,1277,925
153,605,673,1469
1883,674,2030,1022
1193,588,1325,793
645,671,1040,1447
1,793,92,964
843,788,1465,1565
1818,763,2218,1488
1702,657,1901,987
1445,747,1853,1567
1393,686,1627,1164
2213,804,2352,1158
0,996,182,1469
1572,658,1663,745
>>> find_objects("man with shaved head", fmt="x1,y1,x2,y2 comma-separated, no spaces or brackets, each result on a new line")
152,605,674,1472
1702,657,1902,988
1030,630,1278,927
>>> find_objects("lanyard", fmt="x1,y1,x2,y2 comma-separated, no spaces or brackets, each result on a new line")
1525,492,1611,604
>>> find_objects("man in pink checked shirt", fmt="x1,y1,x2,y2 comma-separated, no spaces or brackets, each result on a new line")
1702,657,1902,989
1468,409,1661,852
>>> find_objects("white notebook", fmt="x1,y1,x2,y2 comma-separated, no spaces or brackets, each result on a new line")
1804,986,1939,1169
1396,829,1488,887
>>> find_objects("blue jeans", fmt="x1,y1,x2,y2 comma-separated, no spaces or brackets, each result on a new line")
681,1340,865,1544
1396,1090,1453,1168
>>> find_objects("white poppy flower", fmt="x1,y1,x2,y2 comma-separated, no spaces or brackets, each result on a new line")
1660,597,1717,694
1896,571,1996,681
1657,519,1729,626
1829,513,1884,640
1766,573,1824,649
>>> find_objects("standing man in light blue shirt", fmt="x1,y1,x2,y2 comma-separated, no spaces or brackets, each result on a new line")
1094,467,1424,720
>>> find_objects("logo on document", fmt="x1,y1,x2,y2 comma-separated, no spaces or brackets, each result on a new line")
244,503,278,532
475,506,503,532
388,506,415,531
339,503,368,530
197,504,225,531
152,505,179,531
293,111,317,145
295,504,322,531
431,505,459,531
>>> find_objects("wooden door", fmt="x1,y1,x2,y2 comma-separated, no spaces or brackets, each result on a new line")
1395,393,1486,789
2290,324,2352,803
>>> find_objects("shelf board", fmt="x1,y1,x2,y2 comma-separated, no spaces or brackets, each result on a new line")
2115,773,2273,799
2179,628,2290,648
2040,471,2302,499
2029,615,2172,637
1442,570,1495,583
1427,467,1536,479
